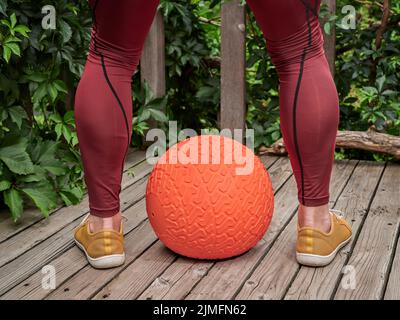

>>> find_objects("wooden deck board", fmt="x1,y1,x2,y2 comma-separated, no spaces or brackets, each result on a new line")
0,154,152,296
2,198,150,300
285,162,383,299
0,149,143,244
65,155,280,300
284,161,386,300
0,148,398,300
138,156,284,300
185,159,298,300
47,219,157,300
334,163,400,300
0,151,149,269
234,160,357,300
384,203,400,300
94,241,177,300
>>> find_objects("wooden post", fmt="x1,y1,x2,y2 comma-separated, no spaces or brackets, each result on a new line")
140,9,166,100
321,0,336,76
140,10,165,145
220,0,246,135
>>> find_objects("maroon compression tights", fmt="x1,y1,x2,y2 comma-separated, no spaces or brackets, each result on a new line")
75,0,159,217
247,0,339,207
75,0,339,218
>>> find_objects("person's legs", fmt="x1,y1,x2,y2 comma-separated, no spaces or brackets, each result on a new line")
75,0,159,232
246,0,338,232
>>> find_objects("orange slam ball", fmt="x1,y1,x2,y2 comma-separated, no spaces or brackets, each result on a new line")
146,135,274,259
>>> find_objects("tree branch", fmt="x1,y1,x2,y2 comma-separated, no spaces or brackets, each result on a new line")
259,129,400,160
370,0,391,84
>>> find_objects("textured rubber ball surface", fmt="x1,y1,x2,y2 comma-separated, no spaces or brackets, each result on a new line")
146,135,274,260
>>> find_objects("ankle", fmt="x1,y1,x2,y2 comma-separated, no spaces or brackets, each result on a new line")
89,212,122,233
298,204,331,233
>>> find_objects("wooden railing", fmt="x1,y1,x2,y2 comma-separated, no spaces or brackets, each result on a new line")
139,1,400,159
140,0,336,134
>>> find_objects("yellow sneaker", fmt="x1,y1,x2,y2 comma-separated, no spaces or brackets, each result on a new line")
296,209,352,267
74,214,125,269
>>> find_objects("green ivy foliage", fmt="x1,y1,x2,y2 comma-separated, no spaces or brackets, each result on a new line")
0,0,93,221
0,0,399,220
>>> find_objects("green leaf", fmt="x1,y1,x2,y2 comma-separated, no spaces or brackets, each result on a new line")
196,86,215,100
0,139,34,175
0,0,8,15
32,83,47,102
22,186,57,217
17,172,43,183
59,187,81,206
49,112,62,123
324,22,331,35
0,180,11,191
31,139,57,163
1,19,11,28
8,105,28,129
148,109,168,122
271,131,281,141
54,123,62,139
382,90,396,96
58,19,72,43
137,109,151,122
25,72,47,83
62,125,72,143
6,42,20,56
47,83,58,102
10,12,16,28
29,140,66,175
4,188,23,222
4,35,21,43
63,111,74,124
42,160,66,176
3,45,11,62
376,76,385,93
53,80,68,93
14,24,30,37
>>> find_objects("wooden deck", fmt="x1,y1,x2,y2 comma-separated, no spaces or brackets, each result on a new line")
1,148,399,300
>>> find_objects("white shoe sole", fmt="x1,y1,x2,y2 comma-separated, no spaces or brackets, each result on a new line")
74,239,125,269
296,236,351,267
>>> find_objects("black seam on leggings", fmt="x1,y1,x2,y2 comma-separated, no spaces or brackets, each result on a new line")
92,0,131,190
292,5,314,205
314,0,319,14
300,0,318,17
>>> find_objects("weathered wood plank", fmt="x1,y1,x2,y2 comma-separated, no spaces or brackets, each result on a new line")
138,156,287,300
1,154,394,300
192,160,356,300
138,258,212,300
65,157,277,299
46,211,156,299
1,248,83,300
2,198,150,300
0,148,144,244
141,9,166,98
321,0,336,75
55,155,278,300
335,163,400,300
140,9,166,144
384,166,400,300
284,161,385,300
236,161,363,300
0,157,152,270
94,241,175,300
0,167,152,296
220,0,246,133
